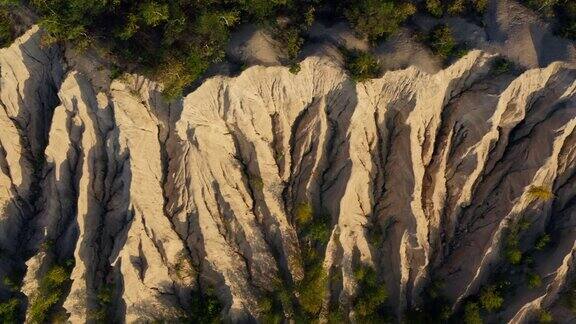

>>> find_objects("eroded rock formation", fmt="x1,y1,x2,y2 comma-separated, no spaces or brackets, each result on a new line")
0,27,575,323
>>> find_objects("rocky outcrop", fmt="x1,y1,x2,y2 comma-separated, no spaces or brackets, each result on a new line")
0,26,575,323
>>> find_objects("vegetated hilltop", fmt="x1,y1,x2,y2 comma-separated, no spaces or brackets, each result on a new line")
0,0,575,97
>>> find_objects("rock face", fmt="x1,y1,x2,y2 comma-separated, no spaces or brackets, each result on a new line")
0,27,575,323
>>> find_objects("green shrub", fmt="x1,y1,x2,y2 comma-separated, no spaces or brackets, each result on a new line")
505,248,522,265
352,265,388,320
157,50,208,99
492,57,514,75
473,0,488,13
428,24,457,61
447,0,466,15
258,279,293,323
281,28,303,61
28,265,70,323
535,234,551,251
295,203,314,227
2,276,18,292
289,63,301,75
523,0,559,18
307,220,331,245
249,177,264,191
0,9,13,48
561,281,576,312
345,0,416,40
527,272,542,289
139,2,169,27
0,298,20,323
346,51,381,82
464,302,483,324
504,223,523,265
538,309,554,323
190,288,222,323
426,0,444,17
479,285,503,312
297,264,327,316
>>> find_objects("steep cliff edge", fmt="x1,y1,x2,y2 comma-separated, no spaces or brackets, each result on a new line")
0,27,575,323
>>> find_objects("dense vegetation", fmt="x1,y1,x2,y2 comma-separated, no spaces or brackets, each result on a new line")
522,0,576,39
0,0,17,47
257,203,332,322
423,0,487,17
0,0,414,96
28,264,72,323
0,272,22,323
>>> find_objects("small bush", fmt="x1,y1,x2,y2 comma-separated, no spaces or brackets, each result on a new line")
0,298,20,323
479,285,503,312
426,0,444,17
157,50,208,99
289,63,301,75
295,203,314,227
505,248,522,265
174,252,195,281
504,223,524,265
561,281,576,312
527,186,554,202
492,57,514,75
527,272,542,289
258,279,292,323
535,234,551,251
297,264,327,316
345,0,416,40
2,276,19,292
0,9,13,48
464,302,483,324
139,2,169,27
448,0,466,15
353,265,388,320
281,28,303,61
307,220,331,245
249,177,264,191
346,51,381,82
190,288,222,323
28,265,70,323
538,309,554,323
428,24,457,61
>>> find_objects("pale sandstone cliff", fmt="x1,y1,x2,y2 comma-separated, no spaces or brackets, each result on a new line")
0,26,575,323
